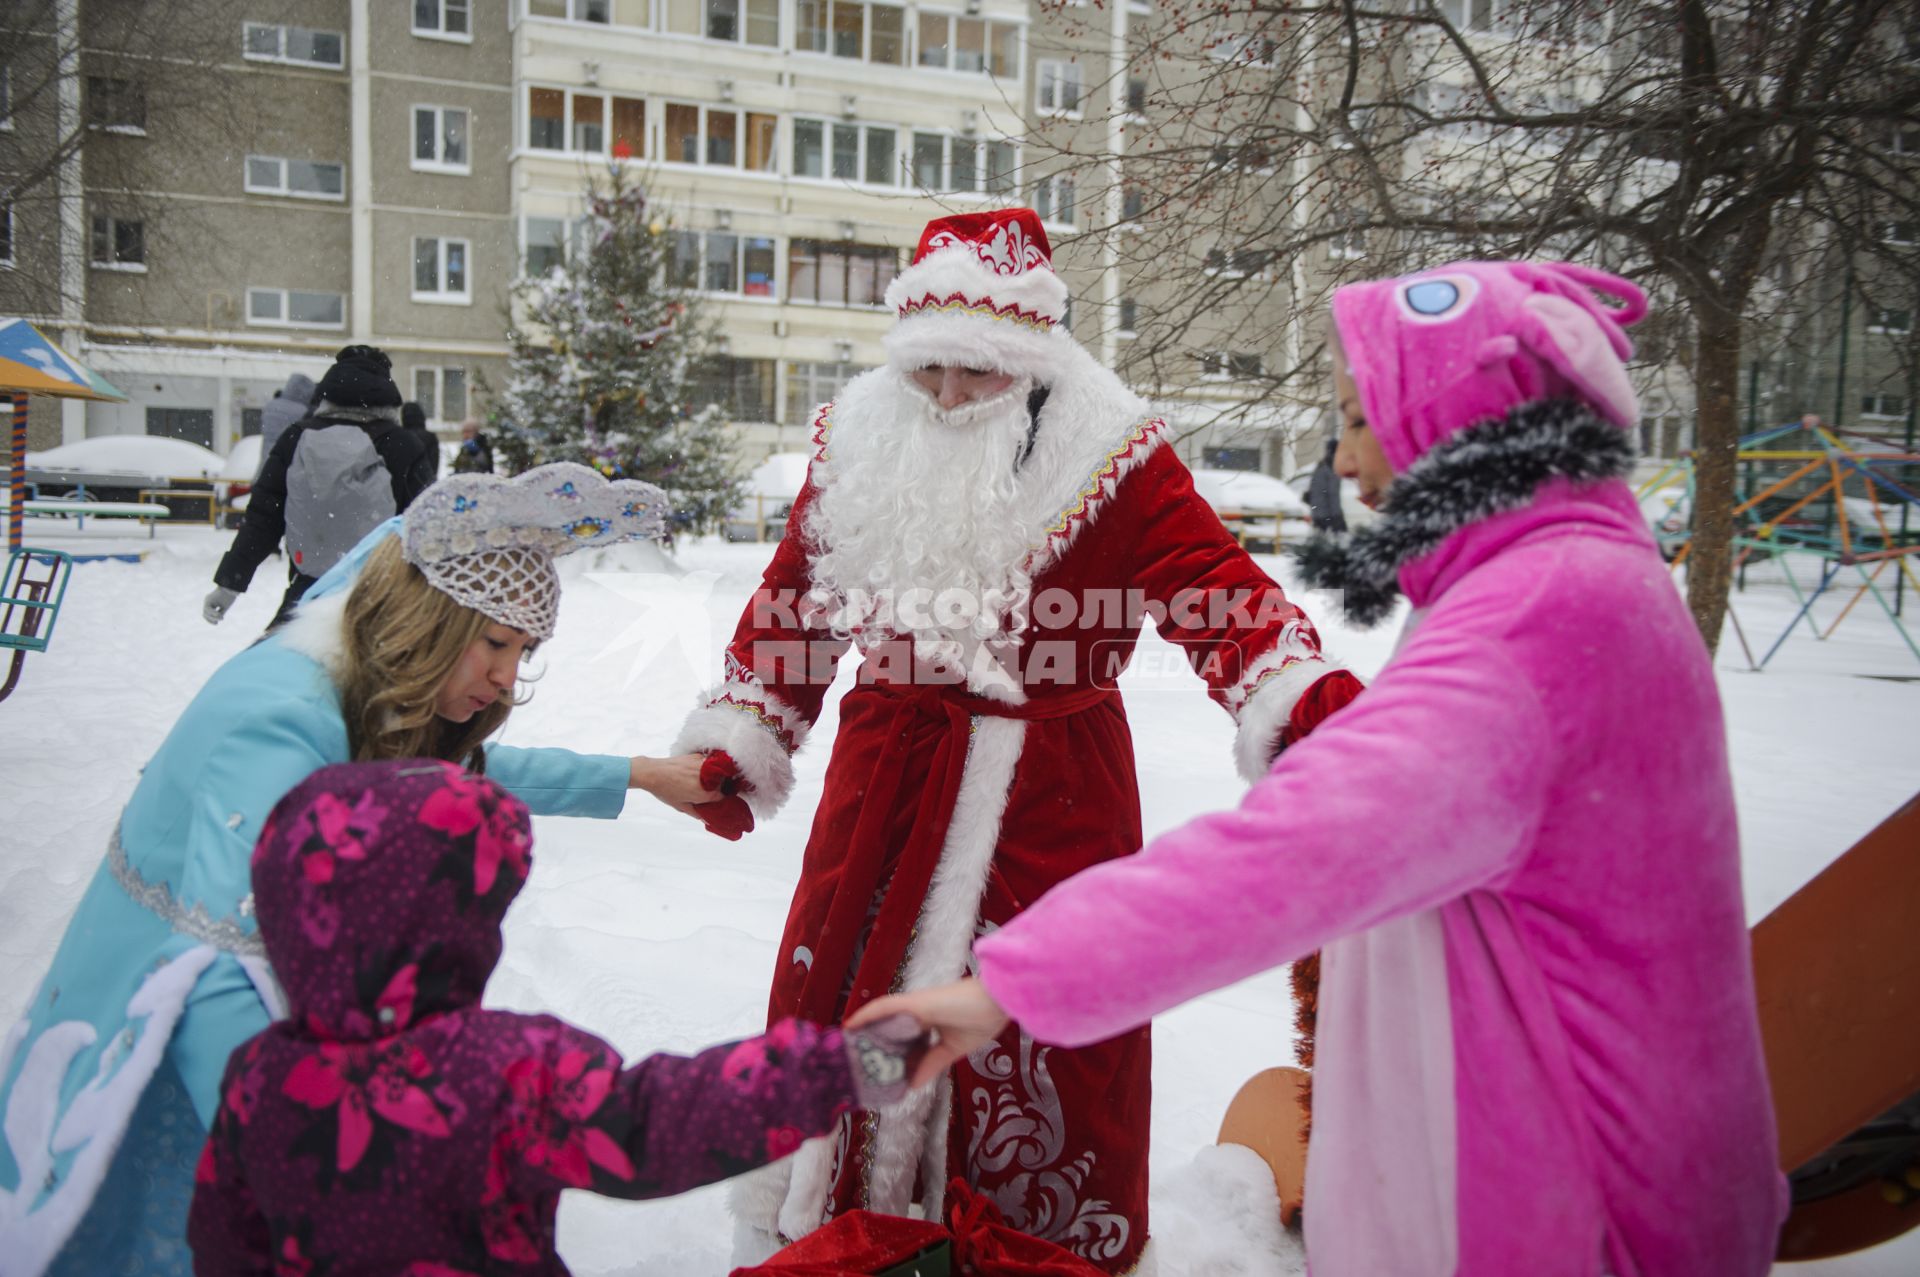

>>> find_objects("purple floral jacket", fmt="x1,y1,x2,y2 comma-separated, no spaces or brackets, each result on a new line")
189,760,860,1275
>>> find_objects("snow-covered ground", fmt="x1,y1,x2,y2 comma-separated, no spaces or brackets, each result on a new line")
1,522,1915,1275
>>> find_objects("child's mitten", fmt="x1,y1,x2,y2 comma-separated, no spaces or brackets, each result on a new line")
695,751,756,841
843,1013,931,1110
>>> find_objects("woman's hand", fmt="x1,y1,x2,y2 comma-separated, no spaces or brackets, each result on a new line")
628,753,722,816
846,979,1011,1090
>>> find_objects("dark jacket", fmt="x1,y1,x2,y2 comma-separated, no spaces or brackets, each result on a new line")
1306,435,1348,534
188,760,858,1275
215,408,436,592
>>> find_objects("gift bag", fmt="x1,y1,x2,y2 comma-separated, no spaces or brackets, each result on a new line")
734,1180,1104,1277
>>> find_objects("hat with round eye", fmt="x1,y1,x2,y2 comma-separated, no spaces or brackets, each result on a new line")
1330,259,1647,470
399,462,668,640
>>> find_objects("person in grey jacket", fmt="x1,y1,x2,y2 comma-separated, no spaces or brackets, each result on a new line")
1305,433,1348,534
253,372,317,480
206,346,434,630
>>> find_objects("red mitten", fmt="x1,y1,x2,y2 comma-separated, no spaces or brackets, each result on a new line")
694,751,755,841
700,750,743,796
1278,668,1365,752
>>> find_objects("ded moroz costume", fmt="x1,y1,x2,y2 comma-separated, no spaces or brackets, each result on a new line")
674,209,1363,1271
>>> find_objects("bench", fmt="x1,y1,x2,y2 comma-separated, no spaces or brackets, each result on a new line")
2,491,171,538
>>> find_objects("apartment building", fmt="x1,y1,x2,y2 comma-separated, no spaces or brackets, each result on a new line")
2,0,1310,472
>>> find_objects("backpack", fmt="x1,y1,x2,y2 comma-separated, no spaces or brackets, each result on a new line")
283,423,398,578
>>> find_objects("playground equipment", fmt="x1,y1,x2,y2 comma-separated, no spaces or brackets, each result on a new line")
1,318,128,702
1637,419,1920,668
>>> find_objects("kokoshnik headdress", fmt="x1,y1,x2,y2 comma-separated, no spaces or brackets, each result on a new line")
400,462,667,640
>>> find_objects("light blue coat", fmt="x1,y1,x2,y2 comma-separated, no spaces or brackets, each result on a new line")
0,525,628,1274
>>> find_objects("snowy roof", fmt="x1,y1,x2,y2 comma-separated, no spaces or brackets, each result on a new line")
1189,468,1312,517
27,434,225,480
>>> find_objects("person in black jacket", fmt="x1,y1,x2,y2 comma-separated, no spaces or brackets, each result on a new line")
204,346,436,631
1305,432,1348,534
402,400,442,480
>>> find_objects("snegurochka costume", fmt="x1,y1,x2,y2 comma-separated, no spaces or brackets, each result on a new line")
0,465,668,1275
674,209,1363,1272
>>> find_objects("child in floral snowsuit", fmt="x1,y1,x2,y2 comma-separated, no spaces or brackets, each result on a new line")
188,759,920,1274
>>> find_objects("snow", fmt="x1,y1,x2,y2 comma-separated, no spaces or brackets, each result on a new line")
25,435,227,480
1,525,1916,1275
222,436,262,480
1191,468,1312,518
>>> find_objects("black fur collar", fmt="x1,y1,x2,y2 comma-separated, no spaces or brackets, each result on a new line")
1292,399,1634,627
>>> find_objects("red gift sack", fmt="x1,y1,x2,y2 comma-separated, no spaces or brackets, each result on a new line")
730,1211,948,1277
733,1181,1105,1277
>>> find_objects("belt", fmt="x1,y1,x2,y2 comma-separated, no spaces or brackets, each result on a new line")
792,681,1116,1022
107,824,265,957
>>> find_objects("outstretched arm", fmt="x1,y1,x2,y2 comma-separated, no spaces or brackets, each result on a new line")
971,597,1553,1049
501,1017,869,1203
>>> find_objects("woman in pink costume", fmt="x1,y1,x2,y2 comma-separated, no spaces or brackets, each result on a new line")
857,261,1788,1275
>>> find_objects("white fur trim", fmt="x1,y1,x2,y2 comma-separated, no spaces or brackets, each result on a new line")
1230,653,1340,784
0,945,218,1273
672,683,809,820
273,589,350,682
777,1134,840,1241
884,310,1075,382
883,247,1070,323
728,1156,797,1264
863,716,1026,1216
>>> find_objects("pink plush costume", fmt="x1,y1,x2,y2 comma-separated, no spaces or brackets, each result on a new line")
973,262,1787,1275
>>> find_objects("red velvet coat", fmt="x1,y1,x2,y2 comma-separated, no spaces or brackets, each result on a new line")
678,401,1358,1273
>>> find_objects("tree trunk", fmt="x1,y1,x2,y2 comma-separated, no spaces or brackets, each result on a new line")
1687,302,1744,655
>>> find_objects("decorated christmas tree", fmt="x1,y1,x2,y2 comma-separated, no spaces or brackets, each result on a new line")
487,164,742,536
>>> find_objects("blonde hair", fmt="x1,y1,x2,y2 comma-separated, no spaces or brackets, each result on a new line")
338,537,519,769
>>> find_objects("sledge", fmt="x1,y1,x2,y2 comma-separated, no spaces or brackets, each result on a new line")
1217,793,1920,1260
0,546,73,703
1756,792,1920,1260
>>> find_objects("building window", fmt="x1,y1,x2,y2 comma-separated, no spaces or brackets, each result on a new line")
788,240,899,306
785,360,871,423
244,155,346,200
1,64,11,131
1035,60,1083,116
1207,31,1278,66
413,236,471,303
662,103,777,171
1118,296,1137,335
1198,351,1263,381
527,87,646,160
414,366,469,423
0,203,13,266
147,407,214,449
707,0,780,45
242,22,345,68
85,77,146,133
246,287,347,329
797,1,906,65
1892,127,1920,157
413,106,470,172
908,132,1015,194
1032,174,1075,225
90,214,144,269
667,231,777,296
1204,446,1263,471
1125,77,1148,115
1867,308,1913,335
1883,221,1917,246
413,0,471,39
916,11,1017,76
689,356,777,422
795,119,898,185
532,0,612,21
1122,185,1145,221
524,216,567,276
1861,393,1909,420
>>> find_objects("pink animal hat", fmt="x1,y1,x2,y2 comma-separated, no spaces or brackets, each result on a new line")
1330,260,1648,470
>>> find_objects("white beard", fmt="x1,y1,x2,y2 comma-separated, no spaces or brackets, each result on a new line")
806,372,1038,662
